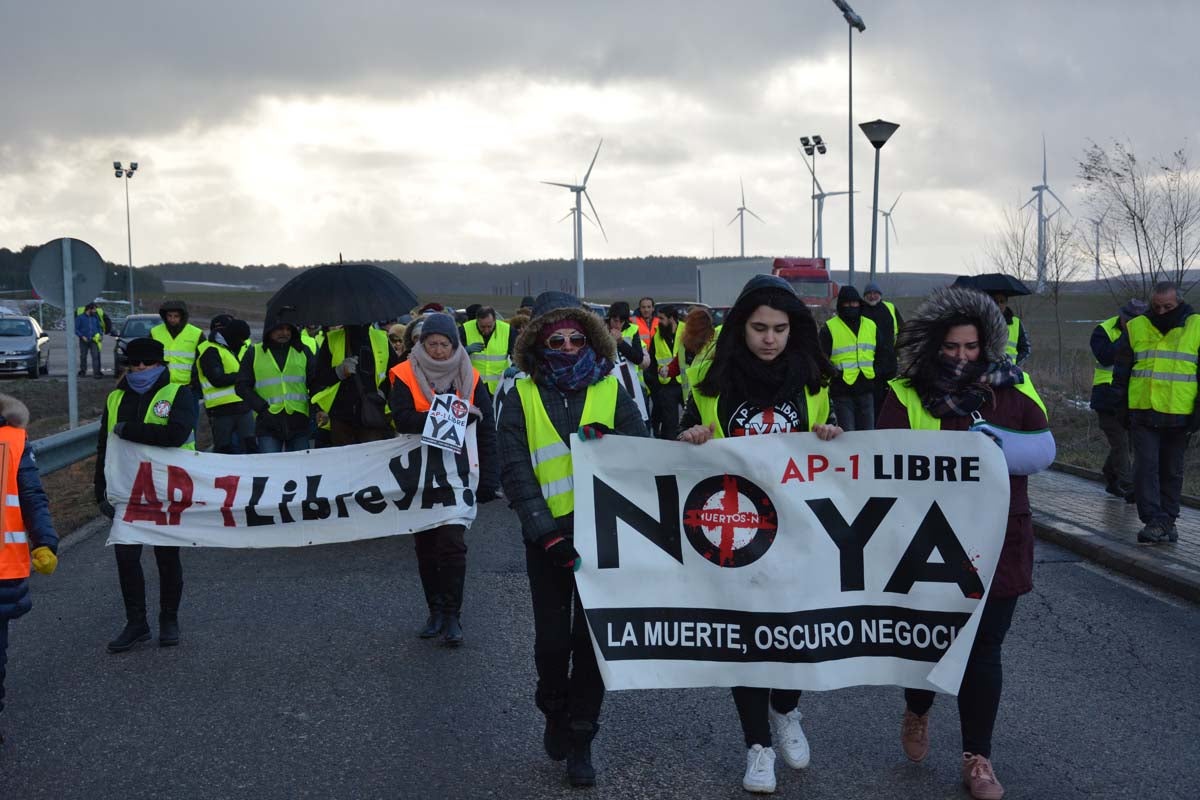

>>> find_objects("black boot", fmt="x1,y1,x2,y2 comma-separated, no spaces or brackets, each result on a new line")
440,564,466,647
418,598,445,639
566,721,599,787
417,558,444,638
537,689,570,761
159,611,180,647
107,610,151,653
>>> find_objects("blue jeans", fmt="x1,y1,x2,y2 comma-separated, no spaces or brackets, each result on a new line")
257,432,311,453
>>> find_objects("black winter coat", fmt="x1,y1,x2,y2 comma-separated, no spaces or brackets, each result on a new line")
498,378,649,545
236,341,315,439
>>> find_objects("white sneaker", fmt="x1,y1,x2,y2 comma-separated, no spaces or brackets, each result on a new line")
768,707,811,769
742,744,777,793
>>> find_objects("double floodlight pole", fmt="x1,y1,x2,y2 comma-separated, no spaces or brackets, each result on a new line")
799,135,827,259
113,161,138,311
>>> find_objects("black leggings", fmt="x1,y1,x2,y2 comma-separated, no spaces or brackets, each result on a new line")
732,687,803,748
904,594,1018,758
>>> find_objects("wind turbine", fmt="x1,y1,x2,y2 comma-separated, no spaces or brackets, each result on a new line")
542,140,606,297
558,207,597,264
1020,137,1070,293
874,193,902,274
1085,207,1109,282
727,179,764,258
798,148,853,262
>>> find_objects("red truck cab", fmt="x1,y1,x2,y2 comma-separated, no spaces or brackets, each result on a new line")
771,257,838,308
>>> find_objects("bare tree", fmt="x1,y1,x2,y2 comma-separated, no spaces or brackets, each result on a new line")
1041,214,1086,374
978,206,1038,284
1078,140,1200,297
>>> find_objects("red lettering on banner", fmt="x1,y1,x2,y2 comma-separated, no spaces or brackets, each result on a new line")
214,475,240,527
124,462,167,525
166,466,194,525
807,454,829,481
780,457,806,484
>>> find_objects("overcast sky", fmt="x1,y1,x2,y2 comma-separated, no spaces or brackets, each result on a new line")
2,1,1198,282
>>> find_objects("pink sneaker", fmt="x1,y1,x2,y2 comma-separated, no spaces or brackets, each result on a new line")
900,709,929,762
961,752,1005,800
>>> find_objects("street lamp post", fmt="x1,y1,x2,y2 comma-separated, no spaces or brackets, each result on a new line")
832,1,865,285
799,135,827,258
858,119,900,283
113,161,138,312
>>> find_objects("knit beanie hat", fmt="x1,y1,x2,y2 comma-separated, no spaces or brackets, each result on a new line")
419,313,459,350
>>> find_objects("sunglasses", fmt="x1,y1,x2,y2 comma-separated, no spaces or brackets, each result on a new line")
388,336,404,343
545,333,588,351
128,360,157,367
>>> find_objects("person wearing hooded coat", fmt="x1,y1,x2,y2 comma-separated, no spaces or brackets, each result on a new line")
861,281,904,419
150,299,206,424
198,316,255,454
820,285,878,431
877,286,1053,800
0,394,59,746
95,337,197,653
311,323,401,446
388,312,499,647
498,291,648,788
678,275,842,795
236,319,315,452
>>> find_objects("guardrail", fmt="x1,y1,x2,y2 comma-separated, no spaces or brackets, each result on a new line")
32,421,100,476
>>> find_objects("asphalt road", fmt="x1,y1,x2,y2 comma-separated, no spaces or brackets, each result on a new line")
1,504,1197,800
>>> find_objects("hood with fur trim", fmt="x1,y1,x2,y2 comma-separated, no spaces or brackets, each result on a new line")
896,286,1009,373
512,293,615,375
159,299,190,327
0,394,30,429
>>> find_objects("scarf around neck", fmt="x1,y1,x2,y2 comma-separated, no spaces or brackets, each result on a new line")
126,365,166,395
539,345,611,393
409,344,479,417
924,354,1023,418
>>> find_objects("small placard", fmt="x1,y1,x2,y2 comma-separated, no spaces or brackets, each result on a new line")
421,393,470,454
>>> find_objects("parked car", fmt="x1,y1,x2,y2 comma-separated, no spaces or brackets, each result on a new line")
0,315,50,378
113,313,162,374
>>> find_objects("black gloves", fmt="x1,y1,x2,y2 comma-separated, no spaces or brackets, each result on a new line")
476,487,499,504
99,500,116,520
539,534,581,570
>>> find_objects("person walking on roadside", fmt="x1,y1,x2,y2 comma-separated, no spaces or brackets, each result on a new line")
498,291,648,788
197,316,254,454
311,323,400,446
1113,282,1200,543
236,319,314,453
878,286,1053,800
670,306,719,398
677,274,841,794
461,306,512,396
74,302,107,377
388,313,499,647
150,300,205,425
94,338,196,653
821,286,877,431
1090,299,1147,502
646,305,683,439
862,281,903,419
0,393,59,747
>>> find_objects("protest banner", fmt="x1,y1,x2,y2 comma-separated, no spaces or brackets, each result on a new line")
104,431,479,548
571,430,1010,694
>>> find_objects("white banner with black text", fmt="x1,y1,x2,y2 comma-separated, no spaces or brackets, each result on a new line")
104,431,479,547
572,430,1010,694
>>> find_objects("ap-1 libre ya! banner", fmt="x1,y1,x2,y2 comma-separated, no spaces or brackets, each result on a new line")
571,430,1010,695
104,431,479,547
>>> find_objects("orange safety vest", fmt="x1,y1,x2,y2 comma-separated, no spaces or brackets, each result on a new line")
0,426,29,580
634,316,658,348
388,360,480,413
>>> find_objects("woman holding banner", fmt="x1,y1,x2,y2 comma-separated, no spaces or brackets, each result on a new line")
498,291,648,789
677,274,841,795
388,312,498,647
878,285,1053,800
94,337,197,653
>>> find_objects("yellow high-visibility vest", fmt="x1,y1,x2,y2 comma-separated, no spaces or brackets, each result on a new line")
1091,316,1122,389
195,341,242,409
826,316,877,385
106,383,196,449
464,319,511,395
1127,314,1200,415
150,323,203,385
251,343,309,416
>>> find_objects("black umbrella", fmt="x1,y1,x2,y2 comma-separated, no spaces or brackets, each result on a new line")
265,263,419,326
953,273,1032,297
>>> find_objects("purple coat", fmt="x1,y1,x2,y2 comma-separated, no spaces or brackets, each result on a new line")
877,384,1048,599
